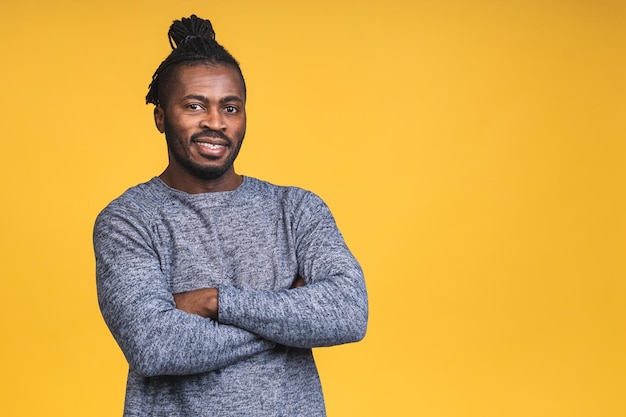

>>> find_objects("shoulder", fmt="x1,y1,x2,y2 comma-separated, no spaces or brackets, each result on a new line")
242,176,327,211
241,177,335,233
95,178,165,230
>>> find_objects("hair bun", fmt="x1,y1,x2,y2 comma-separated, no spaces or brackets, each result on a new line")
168,15,216,50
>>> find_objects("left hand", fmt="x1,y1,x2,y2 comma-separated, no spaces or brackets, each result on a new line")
290,275,306,289
173,288,219,320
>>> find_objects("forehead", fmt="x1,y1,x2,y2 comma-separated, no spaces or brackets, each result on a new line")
164,63,246,104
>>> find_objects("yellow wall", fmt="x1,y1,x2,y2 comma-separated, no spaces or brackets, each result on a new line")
1,1,624,415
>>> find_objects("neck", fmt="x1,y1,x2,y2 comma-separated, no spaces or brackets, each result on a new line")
159,167,243,194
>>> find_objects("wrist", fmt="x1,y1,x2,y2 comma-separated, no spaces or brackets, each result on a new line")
207,288,219,320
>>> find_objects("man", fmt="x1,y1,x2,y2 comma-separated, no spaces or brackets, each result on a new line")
94,15,368,416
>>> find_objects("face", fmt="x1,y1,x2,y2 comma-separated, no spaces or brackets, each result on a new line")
154,63,247,193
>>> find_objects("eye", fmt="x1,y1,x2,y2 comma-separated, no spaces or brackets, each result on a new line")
224,105,238,113
187,103,204,111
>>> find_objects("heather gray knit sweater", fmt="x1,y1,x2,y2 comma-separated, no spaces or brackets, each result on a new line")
94,176,368,417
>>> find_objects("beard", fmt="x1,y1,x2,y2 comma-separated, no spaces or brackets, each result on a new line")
163,117,244,181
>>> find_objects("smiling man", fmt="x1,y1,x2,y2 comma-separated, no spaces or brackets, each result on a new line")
93,15,368,417
156,64,246,193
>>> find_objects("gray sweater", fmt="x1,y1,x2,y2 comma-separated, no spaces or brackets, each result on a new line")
94,176,368,416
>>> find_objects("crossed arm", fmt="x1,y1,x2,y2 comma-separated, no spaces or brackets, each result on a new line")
95,195,367,377
173,275,306,319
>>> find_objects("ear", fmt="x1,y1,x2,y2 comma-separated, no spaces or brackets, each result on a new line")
154,106,165,133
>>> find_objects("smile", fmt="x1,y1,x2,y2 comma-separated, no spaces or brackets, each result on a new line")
197,142,226,149
193,139,230,158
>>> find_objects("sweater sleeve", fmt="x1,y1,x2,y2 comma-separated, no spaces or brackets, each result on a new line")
94,203,275,377
218,192,368,348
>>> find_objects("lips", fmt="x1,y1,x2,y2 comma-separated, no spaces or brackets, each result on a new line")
192,135,230,158
191,130,231,144
193,138,228,148
196,142,226,149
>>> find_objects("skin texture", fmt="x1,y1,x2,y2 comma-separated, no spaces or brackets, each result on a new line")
155,63,247,194
158,63,306,317
174,288,220,319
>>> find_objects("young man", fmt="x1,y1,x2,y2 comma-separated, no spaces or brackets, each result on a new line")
94,15,368,416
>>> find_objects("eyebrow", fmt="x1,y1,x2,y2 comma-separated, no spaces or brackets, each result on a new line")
182,94,244,104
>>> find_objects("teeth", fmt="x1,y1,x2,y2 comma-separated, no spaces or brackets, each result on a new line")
198,143,224,149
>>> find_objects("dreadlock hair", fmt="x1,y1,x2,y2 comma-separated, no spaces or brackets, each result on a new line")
145,15,246,106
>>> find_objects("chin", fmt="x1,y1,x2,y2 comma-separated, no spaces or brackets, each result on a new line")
189,163,232,180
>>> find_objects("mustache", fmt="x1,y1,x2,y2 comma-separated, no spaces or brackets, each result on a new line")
191,130,232,145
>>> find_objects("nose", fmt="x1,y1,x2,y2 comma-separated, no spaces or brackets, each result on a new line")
200,107,225,131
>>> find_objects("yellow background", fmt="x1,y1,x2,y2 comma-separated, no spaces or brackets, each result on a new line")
1,1,624,416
